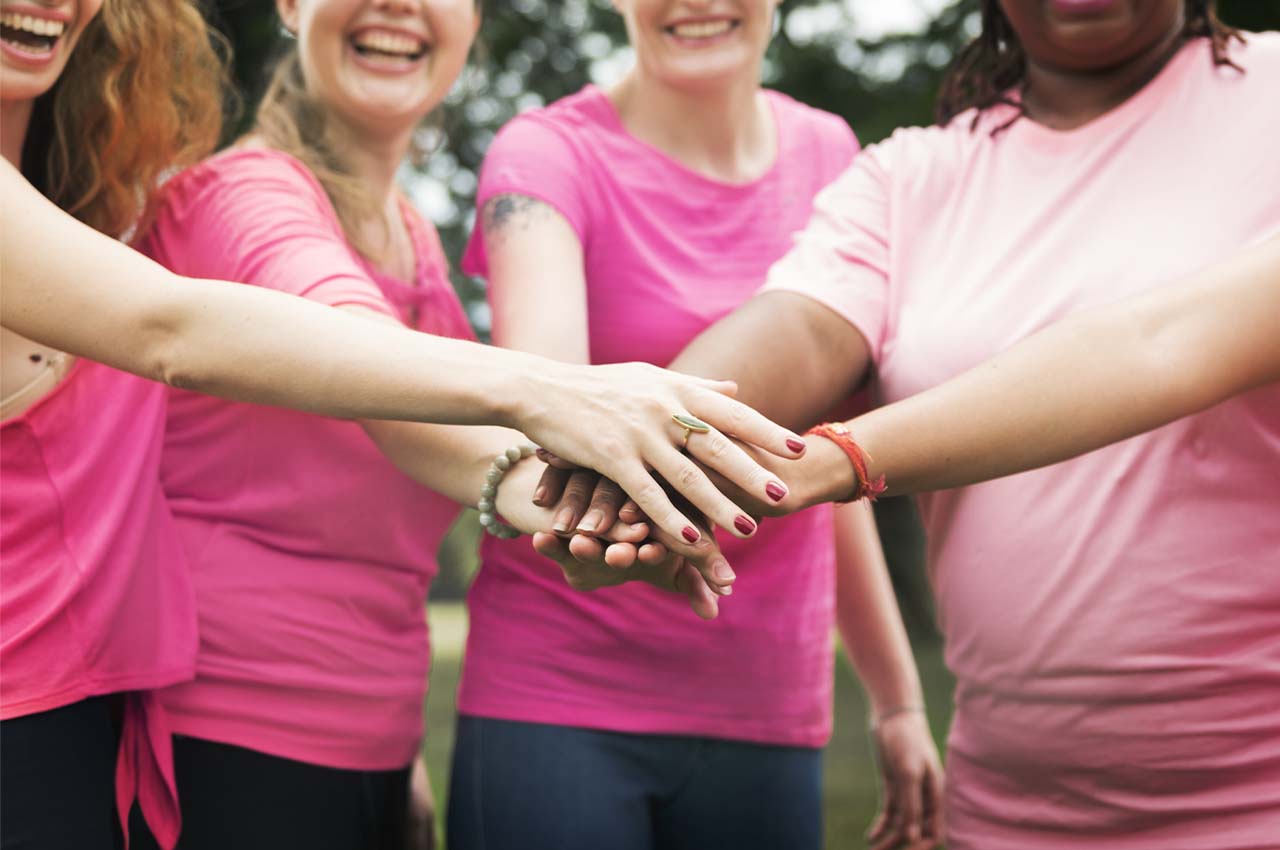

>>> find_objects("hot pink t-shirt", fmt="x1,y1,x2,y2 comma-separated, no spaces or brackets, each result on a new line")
765,35,1280,849
459,87,856,747
140,148,475,770
1,363,195,718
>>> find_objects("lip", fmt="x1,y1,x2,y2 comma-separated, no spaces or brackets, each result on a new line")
0,4,73,68
662,16,741,48
346,24,431,74
1047,0,1121,16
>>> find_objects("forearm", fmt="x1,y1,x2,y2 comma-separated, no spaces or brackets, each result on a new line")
670,292,871,431
1,165,553,427
833,503,924,718
362,420,527,507
849,235,1280,496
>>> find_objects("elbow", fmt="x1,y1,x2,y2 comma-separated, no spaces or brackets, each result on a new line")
142,306,204,392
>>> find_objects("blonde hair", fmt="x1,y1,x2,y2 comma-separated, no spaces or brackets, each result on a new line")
24,0,230,239
253,47,385,257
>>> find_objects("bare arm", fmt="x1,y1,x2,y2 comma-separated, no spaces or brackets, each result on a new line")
0,159,806,542
839,234,1280,498
671,290,873,430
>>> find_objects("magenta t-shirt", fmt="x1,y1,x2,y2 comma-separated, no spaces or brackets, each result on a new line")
766,35,1280,848
140,148,475,770
459,87,857,747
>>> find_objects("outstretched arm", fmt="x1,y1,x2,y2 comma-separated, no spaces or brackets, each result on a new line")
0,159,805,546
830,234,1280,499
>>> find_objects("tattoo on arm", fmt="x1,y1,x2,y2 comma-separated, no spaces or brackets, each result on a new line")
482,194,557,245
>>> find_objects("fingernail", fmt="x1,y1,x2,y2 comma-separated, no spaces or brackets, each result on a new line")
765,481,787,502
734,515,756,536
553,507,575,534
712,559,736,583
681,526,700,544
577,510,603,534
786,437,806,454
533,486,548,504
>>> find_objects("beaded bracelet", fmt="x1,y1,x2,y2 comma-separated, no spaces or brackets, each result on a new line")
477,443,538,539
804,422,887,503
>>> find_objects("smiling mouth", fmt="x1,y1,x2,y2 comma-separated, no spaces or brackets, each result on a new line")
665,19,740,40
350,29,429,62
1,10,67,55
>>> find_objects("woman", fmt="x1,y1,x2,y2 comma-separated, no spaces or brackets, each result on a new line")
552,2,1280,847
450,2,943,848
131,0,730,846
0,2,801,847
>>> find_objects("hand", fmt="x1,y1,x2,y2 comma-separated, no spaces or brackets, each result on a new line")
867,710,945,850
520,361,807,549
405,754,436,850
530,528,723,621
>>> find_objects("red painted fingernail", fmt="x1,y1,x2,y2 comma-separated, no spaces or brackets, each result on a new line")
786,437,806,454
734,515,756,536
765,481,787,502
681,526,700,544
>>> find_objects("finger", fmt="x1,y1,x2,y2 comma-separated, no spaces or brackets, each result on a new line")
575,477,629,537
532,531,569,560
608,462,730,577
567,534,608,565
868,798,899,850
684,388,807,459
535,447,579,470
899,772,925,846
618,499,644,524
684,426,791,510
602,519,649,545
551,470,597,534
637,541,668,564
647,444,760,542
533,464,572,507
676,560,719,620
645,520,736,595
603,541,641,568
924,766,945,844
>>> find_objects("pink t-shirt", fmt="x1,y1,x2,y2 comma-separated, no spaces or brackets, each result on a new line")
1,363,195,717
459,86,857,747
765,35,1280,849
139,148,475,770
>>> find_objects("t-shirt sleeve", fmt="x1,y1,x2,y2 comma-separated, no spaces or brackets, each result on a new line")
461,114,590,279
145,151,394,318
761,143,892,364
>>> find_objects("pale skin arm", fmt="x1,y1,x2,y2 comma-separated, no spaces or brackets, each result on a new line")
0,159,808,543
833,504,943,850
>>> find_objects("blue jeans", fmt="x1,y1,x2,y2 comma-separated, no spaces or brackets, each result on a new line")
447,715,822,850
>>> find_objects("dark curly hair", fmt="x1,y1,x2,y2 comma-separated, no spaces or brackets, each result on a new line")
936,0,1244,131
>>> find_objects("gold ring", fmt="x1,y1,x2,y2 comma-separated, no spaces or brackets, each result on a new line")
672,413,711,449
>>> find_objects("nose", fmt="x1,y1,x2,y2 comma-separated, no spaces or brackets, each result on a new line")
371,0,420,14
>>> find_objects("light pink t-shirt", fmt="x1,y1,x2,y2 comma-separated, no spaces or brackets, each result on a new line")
765,35,1280,849
459,86,856,747
140,148,474,770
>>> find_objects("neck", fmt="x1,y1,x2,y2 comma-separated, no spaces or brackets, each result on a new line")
333,119,414,207
608,66,773,183
1021,24,1185,129
1,98,34,165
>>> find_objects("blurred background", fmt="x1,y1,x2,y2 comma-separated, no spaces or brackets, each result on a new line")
206,1,1280,845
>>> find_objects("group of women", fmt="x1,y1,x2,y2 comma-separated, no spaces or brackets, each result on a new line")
1,1,1276,850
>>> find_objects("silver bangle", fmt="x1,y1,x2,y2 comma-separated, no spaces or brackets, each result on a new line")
477,443,538,539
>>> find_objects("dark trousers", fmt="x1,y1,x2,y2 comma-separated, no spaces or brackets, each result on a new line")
1,696,122,850
447,715,823,850
130,736,412,850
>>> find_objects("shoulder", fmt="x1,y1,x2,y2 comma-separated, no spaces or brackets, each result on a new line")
152,147,335,229
767,89,858,150
487,86,612,163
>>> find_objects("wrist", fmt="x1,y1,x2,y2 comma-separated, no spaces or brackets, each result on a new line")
869,702,927,731
795,437,858,508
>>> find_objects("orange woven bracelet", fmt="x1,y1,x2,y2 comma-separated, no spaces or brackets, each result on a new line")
804,422,887,503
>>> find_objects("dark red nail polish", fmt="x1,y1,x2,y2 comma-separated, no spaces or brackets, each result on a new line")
681,526,700,543
734,515,756,536
786,438,806,454
765,481,787,502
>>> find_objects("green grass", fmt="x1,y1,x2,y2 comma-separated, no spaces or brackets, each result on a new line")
423,602,955,849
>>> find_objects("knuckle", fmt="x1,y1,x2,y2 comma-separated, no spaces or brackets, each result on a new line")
675,462,702,489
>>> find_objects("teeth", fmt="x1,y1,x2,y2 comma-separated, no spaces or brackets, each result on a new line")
353,30,425,57
671,20,733,39
0,11,66,38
